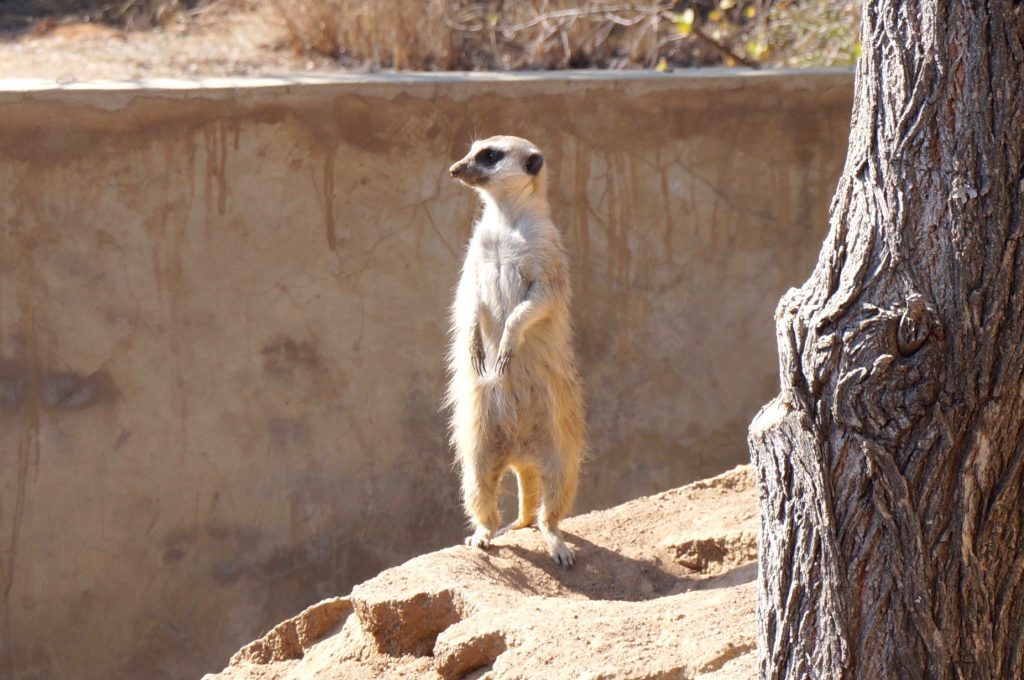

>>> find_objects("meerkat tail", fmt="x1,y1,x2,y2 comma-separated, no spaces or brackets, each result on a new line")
493,465,539,537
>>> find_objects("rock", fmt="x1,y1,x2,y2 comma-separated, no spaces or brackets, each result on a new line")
433,626,507,680
230,598,353,665
206,465,758,680
352,587,464,657
659,529,758,573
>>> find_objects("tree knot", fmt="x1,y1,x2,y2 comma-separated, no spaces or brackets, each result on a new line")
896,294,934,357
828,295,941,439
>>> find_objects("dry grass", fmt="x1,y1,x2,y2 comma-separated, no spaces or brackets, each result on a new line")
270,1,727,70
3,0,860,69
268,0,861,70
269,0,448,66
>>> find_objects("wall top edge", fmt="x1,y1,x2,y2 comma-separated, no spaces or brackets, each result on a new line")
0,67,853,95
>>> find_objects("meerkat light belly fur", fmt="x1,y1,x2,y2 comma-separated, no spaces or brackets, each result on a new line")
446,135,586,567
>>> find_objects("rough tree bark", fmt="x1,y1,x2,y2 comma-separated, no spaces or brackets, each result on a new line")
749,2,1024,679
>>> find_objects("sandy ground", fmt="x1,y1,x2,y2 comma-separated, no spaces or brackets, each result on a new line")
204,465,759,680
0,2,340,81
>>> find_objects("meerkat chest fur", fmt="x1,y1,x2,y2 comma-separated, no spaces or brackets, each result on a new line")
472,207,547,335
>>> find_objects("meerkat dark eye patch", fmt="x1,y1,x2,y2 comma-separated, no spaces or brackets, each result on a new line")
525,153,544,176
475,148,505,166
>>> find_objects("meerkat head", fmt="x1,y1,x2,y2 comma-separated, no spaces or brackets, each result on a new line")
449,136,546,202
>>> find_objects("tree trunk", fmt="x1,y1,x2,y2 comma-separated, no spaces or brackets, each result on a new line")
749,3,1024,678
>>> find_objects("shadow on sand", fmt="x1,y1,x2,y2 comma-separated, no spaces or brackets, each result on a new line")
483,530,755,602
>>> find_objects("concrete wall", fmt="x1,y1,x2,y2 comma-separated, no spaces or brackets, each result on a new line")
0,70,852,679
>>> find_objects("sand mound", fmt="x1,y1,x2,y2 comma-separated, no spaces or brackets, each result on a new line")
205,465,758,680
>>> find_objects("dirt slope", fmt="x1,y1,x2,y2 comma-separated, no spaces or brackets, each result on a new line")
205,465,758,680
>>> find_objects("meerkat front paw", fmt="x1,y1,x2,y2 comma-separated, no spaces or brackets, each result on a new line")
465,526,493,549
471,347,486,376
470,328,486,375
495,351,513,375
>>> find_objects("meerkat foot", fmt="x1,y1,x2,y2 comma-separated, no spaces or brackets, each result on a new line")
465,526,493,549
543,532,575,568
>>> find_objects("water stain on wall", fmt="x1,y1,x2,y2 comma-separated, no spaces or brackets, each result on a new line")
320,150,338,251
267,417,310,452
261,336,323,378
203,122,237,217
0,362,117,412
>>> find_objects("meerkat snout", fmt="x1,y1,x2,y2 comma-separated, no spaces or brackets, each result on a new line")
448,158,485,186
449,161,467,178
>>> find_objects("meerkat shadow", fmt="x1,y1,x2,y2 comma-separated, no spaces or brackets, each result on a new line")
490,531,747,602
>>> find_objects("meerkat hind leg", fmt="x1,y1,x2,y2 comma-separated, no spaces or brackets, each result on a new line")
463,464,502,550
538,463,578,568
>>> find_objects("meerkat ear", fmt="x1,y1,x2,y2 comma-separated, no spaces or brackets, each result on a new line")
525,153,544,176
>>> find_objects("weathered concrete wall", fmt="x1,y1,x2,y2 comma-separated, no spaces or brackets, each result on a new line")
0,70,852,679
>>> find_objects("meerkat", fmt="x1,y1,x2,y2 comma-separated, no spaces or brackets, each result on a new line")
445,135,586,568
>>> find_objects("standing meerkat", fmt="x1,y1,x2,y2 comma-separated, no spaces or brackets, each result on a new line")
445,135,586,568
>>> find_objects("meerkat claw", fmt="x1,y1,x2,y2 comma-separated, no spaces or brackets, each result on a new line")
543,532,575,568
470,325,486,375
465,534,490,549
551,543,575,568
471,352,486,376
495,352,513,375
465,527,492,549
